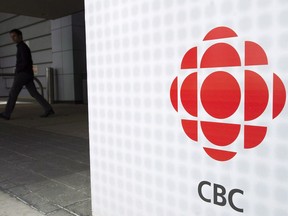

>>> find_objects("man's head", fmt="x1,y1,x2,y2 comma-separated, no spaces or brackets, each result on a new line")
9,29,23,44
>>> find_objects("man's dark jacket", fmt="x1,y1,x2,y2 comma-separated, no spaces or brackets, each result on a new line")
15,41,33,74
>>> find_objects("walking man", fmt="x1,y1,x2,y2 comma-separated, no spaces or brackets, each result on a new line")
0,29,54,120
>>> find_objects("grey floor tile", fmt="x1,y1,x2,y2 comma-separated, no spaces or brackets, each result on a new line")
8,185,32,197
34,181,89,207
0,190,44,216
0,166,23,183
25,179,60,193
65,199,92,216
21,192,59,214
76,170,90,178
8,171,48,186
46,209,75,216
0,180,17,190
28,162,74,179
55,173,91,190
77,187,91,197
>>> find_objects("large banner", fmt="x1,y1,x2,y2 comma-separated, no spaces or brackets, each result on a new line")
85,0,288,215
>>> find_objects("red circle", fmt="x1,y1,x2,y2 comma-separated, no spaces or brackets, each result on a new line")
200,71,241,119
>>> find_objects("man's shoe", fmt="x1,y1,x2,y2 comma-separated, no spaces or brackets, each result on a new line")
40,109,55,118
0,113,10,120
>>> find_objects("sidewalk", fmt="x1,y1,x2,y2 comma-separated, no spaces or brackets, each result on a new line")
0,190,44,216
0,101,91,216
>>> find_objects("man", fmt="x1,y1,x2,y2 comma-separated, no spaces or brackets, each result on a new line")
0,29,54,120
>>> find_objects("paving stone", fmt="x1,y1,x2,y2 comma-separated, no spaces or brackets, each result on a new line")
2,153,36,165
0,190,44,216
8,185,32,197
0,162,23,182
21,192,59,214
46,209,75,216
28,162,74,179
0,180,17,190
8,171,47,186
66,199,92,216
55,173,91,190
77,186,91,197
34,181,88,207
76,170,90,178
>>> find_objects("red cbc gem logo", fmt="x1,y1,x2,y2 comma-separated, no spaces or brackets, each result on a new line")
170,26,287,161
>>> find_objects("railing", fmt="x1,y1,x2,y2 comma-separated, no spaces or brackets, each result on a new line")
0,73,44,97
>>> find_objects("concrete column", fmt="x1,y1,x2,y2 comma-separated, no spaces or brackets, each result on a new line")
51,11,86,103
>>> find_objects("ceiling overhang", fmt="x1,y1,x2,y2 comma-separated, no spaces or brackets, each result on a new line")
0,0,84,19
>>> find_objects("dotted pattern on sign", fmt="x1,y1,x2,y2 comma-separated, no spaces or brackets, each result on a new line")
85,0,288,215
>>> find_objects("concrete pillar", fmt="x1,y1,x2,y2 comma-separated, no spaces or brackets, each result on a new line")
51,11,86,103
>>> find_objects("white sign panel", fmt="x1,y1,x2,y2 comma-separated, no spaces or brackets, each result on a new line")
85,0,288,215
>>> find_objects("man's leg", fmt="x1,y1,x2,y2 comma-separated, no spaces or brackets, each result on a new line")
2,73,28,118
25,80,53,114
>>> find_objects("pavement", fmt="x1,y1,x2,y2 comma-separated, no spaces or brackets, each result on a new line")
0,190,44,216
0,100,91,216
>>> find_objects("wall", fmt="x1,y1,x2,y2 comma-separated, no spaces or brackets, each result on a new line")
86,0,288,216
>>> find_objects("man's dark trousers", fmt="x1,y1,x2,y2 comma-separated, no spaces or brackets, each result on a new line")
4,72,52,117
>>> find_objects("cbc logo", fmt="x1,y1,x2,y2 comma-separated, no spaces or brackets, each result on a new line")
170,26,286,161
198,181,244,213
